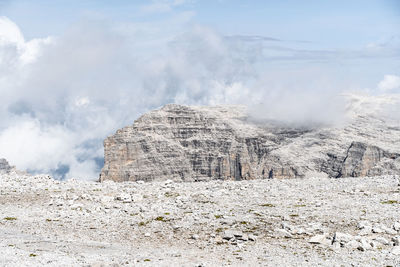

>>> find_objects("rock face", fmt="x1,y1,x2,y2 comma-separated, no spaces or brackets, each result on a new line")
100,101,400,182
0,158,14,174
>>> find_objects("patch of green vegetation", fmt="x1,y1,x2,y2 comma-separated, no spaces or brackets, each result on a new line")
164,192,179,198
4,217,17,221
130,213,139,216
215,228,223,233
46,219,52,222
239,221,248,225
164,212,170,215
138,221,148,226
260,203,275,207
8,244,15,247
294,204,306,207
214,215,222,219
155,216,165,221
143,259,151,262
29,253,37,257
289,214,299,217
380,200,398,204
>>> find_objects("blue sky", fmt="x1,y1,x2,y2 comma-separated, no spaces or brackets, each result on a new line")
0,0,399,179
2,0,399,47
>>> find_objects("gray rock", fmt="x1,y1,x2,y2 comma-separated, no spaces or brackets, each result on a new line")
392,236,400,246
0,159,15,174
393,222,400,232
347,240,361,249
357,221,371,230
358,238,372,251
392,246,400,255
222,230,235,240
375,237,390,246
99,104,400,182
334,232,354,244
309,234,330,245
275,229,293,238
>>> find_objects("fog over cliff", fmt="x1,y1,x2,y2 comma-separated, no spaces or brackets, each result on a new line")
0,16,399,180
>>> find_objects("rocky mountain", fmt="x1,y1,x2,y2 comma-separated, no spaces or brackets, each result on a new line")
100,94,400,182
0,158,15,174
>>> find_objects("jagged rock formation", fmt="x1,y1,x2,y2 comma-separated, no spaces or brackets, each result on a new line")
0,158,15,174
100,95,400,182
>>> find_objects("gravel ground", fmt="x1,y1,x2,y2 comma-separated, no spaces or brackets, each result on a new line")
0,173,400,266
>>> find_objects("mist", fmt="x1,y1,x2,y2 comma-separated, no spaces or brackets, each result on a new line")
0,16,398,180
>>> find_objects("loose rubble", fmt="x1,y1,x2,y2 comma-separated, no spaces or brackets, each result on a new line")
0,173,399,266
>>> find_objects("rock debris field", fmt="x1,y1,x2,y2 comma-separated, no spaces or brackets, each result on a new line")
1,172,400,266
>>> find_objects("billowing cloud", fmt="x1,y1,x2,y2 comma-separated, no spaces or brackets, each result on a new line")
378,74,400,92
0,16,397,180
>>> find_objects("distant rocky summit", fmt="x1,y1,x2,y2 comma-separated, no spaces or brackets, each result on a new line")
100,95,400,182
0,158,15,174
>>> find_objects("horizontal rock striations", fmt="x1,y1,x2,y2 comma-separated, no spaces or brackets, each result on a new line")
100,103,400,182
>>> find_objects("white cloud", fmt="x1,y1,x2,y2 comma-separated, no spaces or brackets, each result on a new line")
140,0,191,13
0,16,52,65
378,74,400,92
1,16,396,180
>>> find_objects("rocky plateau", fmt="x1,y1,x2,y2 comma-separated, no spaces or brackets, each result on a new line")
0,171,399,266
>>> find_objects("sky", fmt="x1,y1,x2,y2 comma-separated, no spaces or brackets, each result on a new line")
0,0,399,180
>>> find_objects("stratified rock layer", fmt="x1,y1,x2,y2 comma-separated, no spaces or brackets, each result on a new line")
100,102,400,182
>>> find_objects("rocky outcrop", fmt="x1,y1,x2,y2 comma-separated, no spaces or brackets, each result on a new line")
0,158,15,174
100,104,400,182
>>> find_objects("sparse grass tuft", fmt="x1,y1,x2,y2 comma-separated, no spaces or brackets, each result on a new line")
380,200,398,204
29,253,37,257
260,203,275,207
4,217,17,221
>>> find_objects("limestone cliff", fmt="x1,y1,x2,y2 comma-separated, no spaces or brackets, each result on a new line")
100,97,400,182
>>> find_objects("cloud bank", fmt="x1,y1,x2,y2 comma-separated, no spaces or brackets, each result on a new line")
0,16,398,180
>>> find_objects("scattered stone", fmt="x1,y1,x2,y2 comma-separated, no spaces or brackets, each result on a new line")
375,237,389,246
334,232,354,244
392,246,400,255
393,222,400,232
275,229,293,238
347,240,361,249
309,234,330,245
392,236,399,246
223,230,235,240
248,234,257,242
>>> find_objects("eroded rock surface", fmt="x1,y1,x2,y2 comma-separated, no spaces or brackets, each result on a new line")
0,159,15,174
100,103,400,182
